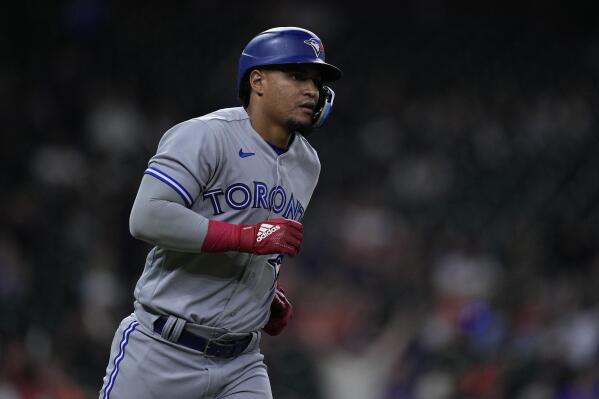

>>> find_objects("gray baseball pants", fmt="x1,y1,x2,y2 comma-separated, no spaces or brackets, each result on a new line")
98,314,272,399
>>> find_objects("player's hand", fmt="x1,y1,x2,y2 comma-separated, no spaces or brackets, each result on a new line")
239,218,303,256
263,282,294,336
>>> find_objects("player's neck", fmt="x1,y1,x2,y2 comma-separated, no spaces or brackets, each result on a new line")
246,108,292,148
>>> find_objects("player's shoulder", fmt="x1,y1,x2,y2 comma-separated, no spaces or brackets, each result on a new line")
160,107,247,141
294,134,321,171
188,107,248,138
193,107,248,125
294,134,320,159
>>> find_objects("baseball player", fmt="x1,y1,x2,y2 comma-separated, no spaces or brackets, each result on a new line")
98,27,342,399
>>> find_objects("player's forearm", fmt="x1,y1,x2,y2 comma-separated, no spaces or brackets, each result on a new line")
129,175,209,252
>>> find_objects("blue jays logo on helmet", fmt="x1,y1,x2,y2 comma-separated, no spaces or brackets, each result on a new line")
303,38,324,58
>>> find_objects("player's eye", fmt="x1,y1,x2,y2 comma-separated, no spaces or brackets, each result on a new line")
286,70,321,86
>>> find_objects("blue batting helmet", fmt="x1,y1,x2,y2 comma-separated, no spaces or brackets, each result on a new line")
237,27,342,93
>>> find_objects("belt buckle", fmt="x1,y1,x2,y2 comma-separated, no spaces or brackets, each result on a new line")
202,339,217,358
204,339,236,358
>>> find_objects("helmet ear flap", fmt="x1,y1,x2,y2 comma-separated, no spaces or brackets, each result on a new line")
312,85,335,128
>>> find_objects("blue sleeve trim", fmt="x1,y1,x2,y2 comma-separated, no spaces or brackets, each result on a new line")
144,167,193,208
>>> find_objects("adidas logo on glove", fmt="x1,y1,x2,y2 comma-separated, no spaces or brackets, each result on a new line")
257,223,281,242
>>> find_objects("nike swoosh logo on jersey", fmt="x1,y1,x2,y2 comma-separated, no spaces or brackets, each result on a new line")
239,149,255,158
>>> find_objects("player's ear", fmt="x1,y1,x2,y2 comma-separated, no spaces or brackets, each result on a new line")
249,70,265,96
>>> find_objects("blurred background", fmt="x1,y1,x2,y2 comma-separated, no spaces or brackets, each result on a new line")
2,1,599,398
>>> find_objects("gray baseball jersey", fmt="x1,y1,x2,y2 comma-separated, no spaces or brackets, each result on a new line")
99,106,320,398
134,106,320,333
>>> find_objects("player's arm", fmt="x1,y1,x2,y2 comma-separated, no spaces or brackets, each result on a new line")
129,174,209,252
129,173,303,256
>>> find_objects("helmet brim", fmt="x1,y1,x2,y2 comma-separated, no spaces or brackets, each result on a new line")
317,62,343,83
257,61,342,83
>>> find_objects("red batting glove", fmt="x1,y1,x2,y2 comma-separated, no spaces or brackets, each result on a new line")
239,218,303,256
263,283,294,336
201,218,303,257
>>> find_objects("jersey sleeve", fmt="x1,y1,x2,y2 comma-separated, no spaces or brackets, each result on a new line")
144,119,220,208
129,174,210,252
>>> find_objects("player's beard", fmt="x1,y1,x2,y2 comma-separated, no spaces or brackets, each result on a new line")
286,118,314,136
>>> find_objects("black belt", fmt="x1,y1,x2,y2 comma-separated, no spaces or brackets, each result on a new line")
153,316,252,358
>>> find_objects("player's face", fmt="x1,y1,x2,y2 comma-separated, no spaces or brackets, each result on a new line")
259,65,322,133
